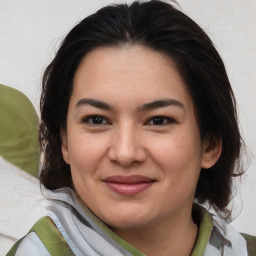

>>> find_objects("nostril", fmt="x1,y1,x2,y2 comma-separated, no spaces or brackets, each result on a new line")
107,129,147,166
108,148,146,167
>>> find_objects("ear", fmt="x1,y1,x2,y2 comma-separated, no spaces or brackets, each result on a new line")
60,129,70,164
201,134,222,169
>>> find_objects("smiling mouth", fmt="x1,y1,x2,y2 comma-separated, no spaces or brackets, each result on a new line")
103,175,156,195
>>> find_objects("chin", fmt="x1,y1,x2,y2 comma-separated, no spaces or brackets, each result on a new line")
102,210,156,231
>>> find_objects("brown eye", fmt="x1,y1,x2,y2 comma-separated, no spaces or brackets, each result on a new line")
82,115,109,125
147,116,175,126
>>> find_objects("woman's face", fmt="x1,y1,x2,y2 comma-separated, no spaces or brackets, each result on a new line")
62,46,219,232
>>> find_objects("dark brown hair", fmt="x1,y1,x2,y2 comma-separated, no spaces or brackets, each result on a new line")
40,0,244,219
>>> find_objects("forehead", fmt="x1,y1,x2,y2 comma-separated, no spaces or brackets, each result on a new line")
75,45,178,79
71,45,194,111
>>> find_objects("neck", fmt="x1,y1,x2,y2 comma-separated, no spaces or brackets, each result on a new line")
113,209,198,256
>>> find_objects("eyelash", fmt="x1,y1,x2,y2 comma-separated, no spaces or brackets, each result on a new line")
146,116,176,126
81,115,110,125
81,115,176,126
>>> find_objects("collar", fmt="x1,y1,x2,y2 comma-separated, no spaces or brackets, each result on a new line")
44,188,247,256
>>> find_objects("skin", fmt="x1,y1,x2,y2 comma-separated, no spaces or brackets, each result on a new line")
61,45,221,256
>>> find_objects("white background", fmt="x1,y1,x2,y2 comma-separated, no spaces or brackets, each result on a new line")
0,0,255,235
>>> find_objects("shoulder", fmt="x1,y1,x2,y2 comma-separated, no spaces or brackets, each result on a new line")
212,219,256,256
6,216,74,256
241,233,256,256
6,232,51,256
193,205,256,255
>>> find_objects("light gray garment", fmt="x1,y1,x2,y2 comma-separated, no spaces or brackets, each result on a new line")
12,188,249,256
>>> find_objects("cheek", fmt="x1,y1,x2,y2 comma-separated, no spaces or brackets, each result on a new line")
149,134,195,164
67,132,110,176
148,132,202,183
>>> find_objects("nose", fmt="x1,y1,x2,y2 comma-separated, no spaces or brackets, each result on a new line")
108,124,147,167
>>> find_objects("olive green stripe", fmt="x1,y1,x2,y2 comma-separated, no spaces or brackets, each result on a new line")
6,237,24,256
80,203,146,255
191,206,213,256
241,233,256,256
29,216,74,256
90,214,146,255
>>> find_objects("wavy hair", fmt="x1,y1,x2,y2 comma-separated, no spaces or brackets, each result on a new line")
40,0,245,220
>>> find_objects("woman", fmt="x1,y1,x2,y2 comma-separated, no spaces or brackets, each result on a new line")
7,0,255,255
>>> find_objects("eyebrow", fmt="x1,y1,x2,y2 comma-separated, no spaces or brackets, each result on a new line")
75,98,185,111
138,99,185,111
75,98,113,110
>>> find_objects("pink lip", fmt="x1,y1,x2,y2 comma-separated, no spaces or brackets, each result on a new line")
103,175,155,195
